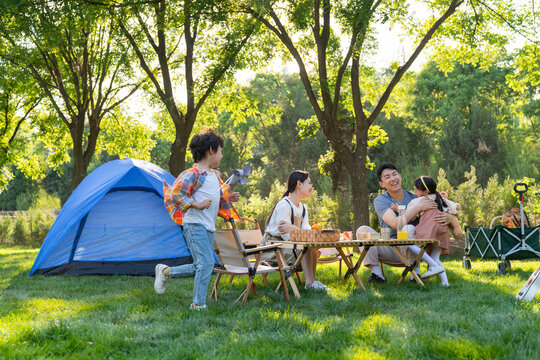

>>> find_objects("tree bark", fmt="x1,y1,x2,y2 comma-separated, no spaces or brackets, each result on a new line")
168,112,193,176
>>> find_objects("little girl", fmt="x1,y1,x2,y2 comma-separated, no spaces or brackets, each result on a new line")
408,176,462,286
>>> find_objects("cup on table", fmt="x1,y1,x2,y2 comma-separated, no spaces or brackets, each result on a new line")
380,227,391,241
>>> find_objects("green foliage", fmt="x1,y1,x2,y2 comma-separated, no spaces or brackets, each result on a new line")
31,189,61,210
97,111,156,162
410,61,523,185
12,213,30,245
0,0,142,189
211,73,331,198
452,167,539,227
0,211,55,247
0,168,40,210
233,179,338,231
454,167,483,227
0,215,13,245
0,59,44,190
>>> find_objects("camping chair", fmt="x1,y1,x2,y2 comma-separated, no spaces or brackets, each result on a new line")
211,220,291,305
223,217,265,283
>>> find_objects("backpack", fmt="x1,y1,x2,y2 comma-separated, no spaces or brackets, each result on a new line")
502,207,530,228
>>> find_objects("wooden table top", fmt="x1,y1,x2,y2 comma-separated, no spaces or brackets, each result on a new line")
270,239,439,248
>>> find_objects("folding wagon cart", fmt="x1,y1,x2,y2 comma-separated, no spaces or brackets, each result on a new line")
463,183,540,274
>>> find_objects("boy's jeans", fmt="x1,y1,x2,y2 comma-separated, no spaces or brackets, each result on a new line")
169,223,215,306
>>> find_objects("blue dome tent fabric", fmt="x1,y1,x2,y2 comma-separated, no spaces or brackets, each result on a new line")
29,159,192,276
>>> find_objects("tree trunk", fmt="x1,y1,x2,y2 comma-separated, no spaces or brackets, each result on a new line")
348,125,370,234
169,138,188,177
168,112,194,177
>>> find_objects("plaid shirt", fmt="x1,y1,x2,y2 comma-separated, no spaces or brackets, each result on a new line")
164,163,240,226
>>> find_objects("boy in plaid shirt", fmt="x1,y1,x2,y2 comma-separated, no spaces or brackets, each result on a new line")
155,128,240,310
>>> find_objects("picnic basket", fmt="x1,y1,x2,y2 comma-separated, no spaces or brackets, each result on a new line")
289,228,341,242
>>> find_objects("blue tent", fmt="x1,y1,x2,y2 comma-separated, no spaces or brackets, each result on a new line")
29,159,192,276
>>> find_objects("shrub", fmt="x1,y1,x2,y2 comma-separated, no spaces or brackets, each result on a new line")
12,213,31,245
29,211,55,247
454,166,482,227
0,215,14,245
232,180,339,231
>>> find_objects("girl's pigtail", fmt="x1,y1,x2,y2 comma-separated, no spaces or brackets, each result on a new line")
434,191,448,212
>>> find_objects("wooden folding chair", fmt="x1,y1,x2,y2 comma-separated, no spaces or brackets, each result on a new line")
211,222,291,305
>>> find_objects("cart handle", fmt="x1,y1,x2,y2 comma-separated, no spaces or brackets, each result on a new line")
513,183,528,195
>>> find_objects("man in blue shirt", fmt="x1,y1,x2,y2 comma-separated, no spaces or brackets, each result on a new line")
357,163,451,283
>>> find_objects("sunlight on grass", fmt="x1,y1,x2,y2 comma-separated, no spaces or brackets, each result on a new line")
260,308,342,334
1,247,539,358
344,346,387,359
0,297,92,343
355,314,404,342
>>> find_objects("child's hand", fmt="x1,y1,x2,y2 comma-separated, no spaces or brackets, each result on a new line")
230,192,240,202
389,203,398,213
192,199,212,210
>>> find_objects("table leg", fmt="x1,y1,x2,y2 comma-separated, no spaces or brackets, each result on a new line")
391,245,425,286
339,246,368,290
274,249,290,301
276,247,306,298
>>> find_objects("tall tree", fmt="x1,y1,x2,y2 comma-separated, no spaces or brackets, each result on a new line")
0,62,42,190
0,0,140,191
110,0,259,176
244,0,533,230
410,61,516,185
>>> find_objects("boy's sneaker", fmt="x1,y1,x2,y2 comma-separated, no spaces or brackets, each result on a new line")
305,280,330,291
154,264,169,295
190,304,207,311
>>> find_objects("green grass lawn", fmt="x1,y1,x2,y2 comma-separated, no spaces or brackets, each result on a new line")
1,246,539,359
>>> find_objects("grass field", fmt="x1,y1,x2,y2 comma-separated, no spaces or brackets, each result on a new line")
1,246,539,359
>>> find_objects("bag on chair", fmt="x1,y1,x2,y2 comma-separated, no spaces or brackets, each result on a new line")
502,207,530,228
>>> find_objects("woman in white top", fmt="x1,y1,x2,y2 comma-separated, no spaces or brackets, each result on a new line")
260,171,328,291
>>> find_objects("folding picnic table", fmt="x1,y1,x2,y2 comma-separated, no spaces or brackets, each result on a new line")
270,239,438,297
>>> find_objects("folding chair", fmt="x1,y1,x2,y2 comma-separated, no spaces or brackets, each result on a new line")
317,247,354,277
211,221,291,305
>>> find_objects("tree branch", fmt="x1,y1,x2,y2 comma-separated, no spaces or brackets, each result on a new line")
245,5,323,118
368,0,464,124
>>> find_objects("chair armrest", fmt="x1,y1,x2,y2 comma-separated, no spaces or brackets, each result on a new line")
243,243,282,255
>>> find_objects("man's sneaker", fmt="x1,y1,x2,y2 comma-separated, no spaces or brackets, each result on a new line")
190,304,207,311
305,280,330,291
420,265,445,279
367,273,386,283
154,264,169,295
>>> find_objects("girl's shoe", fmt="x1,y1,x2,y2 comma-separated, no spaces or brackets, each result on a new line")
420,265,444,279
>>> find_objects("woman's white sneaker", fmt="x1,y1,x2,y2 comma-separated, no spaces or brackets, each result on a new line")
306,280,330,291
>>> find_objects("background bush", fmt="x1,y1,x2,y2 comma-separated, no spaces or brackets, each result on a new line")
0,167,537,247
0,211,56,247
